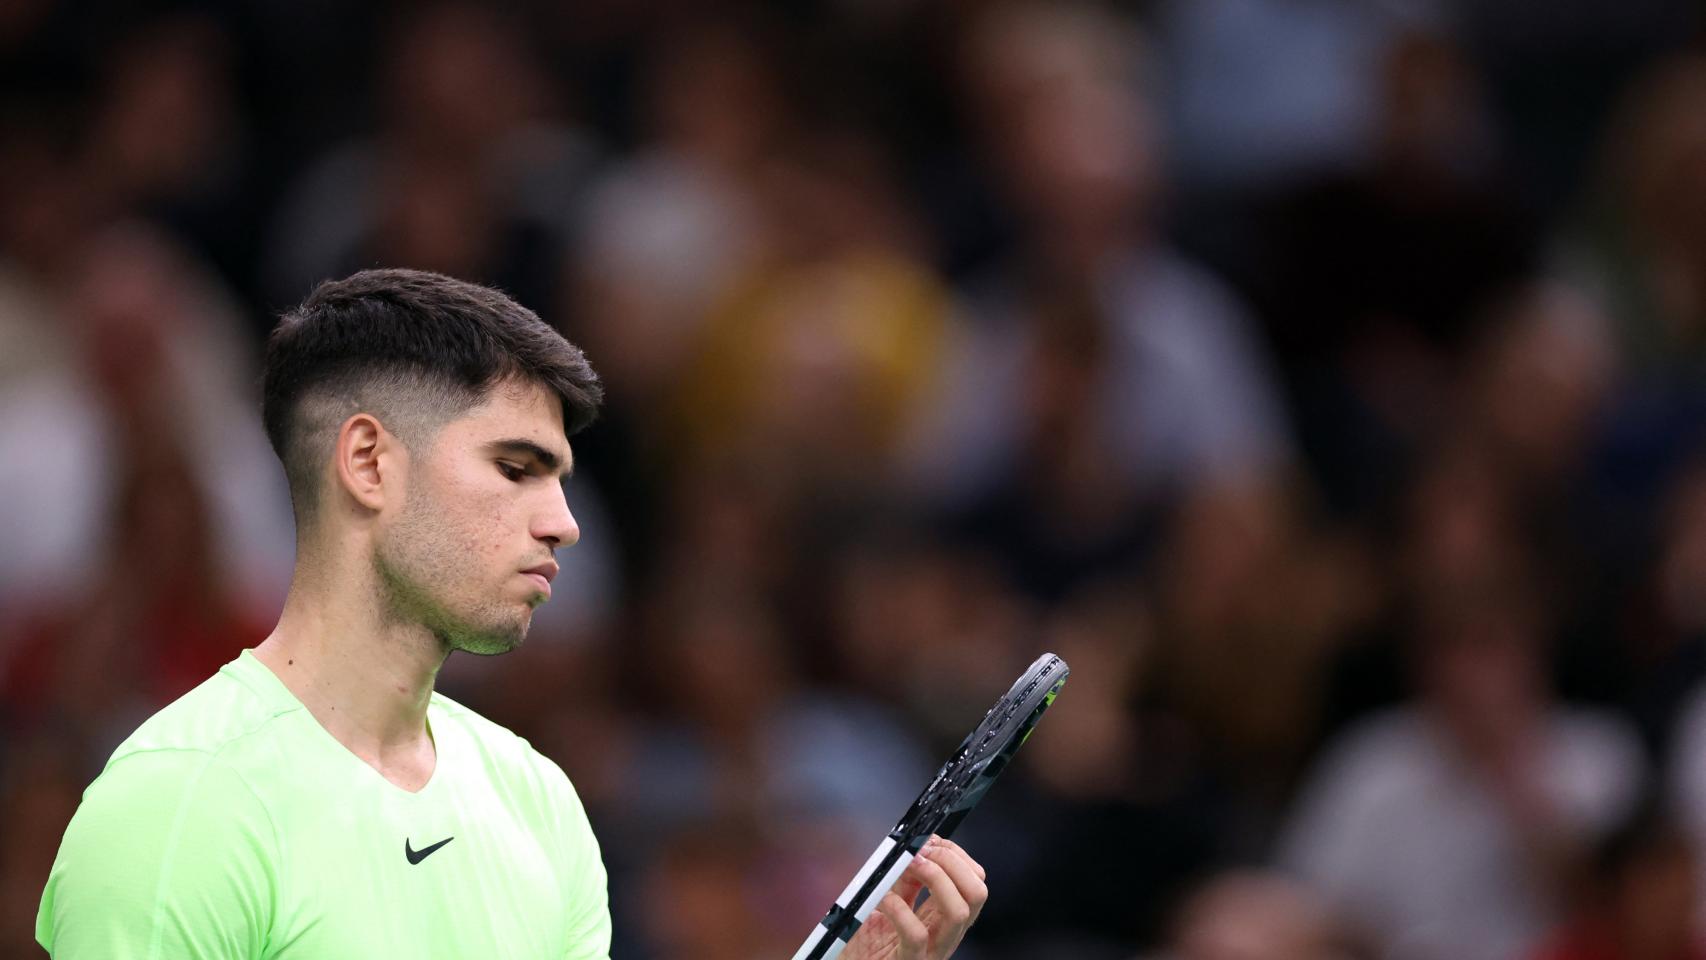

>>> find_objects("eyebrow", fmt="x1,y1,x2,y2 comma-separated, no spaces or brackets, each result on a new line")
484,438,574,477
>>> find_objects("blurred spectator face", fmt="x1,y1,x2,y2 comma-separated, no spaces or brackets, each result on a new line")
0,129,99,276
1156,480,1370,789
1466,284,1615,481
1163,483,1290,635
1414,583,1548,759
1425,611,1541,713
1400,440,1556,747
1008,288,1146,534
369,158,497,279
1375,29,1492,178
760,130,918,261
1170,871,1347,960
963,2,1160,239
382,3,544,154
85,14,236,204
67,228,193,410
1403,442,1521,600
647,22,783,171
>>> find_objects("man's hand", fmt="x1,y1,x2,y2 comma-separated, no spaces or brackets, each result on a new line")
841,837,988,960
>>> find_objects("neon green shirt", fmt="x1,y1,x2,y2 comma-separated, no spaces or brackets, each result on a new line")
37,648,611,959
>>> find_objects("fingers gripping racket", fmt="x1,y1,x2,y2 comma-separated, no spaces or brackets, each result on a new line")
790,653,1070,960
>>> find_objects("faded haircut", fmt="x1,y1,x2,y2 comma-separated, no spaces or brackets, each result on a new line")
261,268,602,524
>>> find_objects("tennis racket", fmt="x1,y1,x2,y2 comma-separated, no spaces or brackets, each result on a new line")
790,652,1070,960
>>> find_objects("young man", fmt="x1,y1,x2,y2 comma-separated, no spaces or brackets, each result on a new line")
36,269,988,958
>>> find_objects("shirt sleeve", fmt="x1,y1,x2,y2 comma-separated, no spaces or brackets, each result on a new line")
535,754,611,960
37,749,277,960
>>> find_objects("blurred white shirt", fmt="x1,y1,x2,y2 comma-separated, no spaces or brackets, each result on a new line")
1281,707,1643,960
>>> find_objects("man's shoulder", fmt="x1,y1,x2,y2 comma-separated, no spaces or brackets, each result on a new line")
107,653,300,773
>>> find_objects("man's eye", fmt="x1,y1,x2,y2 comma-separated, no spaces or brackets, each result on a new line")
497,462,525,482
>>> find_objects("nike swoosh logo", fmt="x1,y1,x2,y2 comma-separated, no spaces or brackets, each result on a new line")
405,836,454,864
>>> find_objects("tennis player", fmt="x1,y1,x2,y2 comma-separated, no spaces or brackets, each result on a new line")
35,268,988,958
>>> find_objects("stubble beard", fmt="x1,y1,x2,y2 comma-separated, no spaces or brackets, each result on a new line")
373,494,530,657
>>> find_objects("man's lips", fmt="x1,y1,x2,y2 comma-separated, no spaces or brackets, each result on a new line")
523,561,558,597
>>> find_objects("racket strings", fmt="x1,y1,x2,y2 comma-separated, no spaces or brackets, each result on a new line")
895,661,1068,841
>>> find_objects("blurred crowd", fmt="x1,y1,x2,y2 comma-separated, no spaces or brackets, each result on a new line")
3,0,1706,958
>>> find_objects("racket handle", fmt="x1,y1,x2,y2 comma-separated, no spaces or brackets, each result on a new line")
791,837,916,960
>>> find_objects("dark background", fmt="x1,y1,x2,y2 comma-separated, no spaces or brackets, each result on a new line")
3,1,1706,958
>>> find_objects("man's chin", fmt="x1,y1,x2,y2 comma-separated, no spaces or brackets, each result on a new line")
444,620,528,656
452,636,523,656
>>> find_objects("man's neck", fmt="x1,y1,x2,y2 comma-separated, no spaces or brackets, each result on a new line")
253,558,448,792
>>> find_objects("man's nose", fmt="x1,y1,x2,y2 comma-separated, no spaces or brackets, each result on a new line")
535,486,580,548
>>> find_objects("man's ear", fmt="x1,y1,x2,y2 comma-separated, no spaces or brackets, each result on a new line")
333,413,402,512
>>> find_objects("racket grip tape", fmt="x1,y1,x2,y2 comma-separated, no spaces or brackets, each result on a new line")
790,837,916,960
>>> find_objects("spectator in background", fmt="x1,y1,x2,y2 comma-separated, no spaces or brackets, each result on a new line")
1555,55,1706,524
564,14,816,581
1459,285,1616,501
906,1,1293,602
666,122,954,501
0,56,281,621
264,1,595,311
4,2,1704,957
0,221,104,624
1151,482,1378,830
76,11,255,294
1251,21,1537,519
568,14,779,416
1314,282,1621,753
1553,59,1706,680
1453,286,1625,711
1557,55,1706,377
0,226,291,757
0,23,291,896
1281,531,1644,960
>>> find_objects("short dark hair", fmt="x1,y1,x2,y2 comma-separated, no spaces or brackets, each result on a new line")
262,268,602,520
